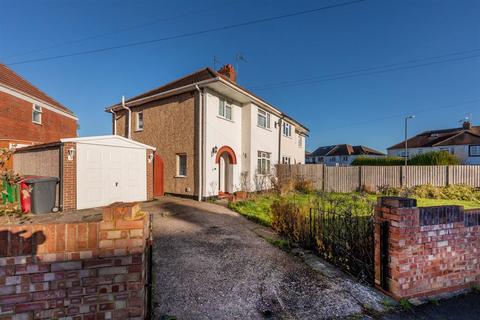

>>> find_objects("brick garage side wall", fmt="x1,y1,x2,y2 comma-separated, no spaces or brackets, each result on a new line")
0,202,151,319
146,149,154,200
62,142,77,211
115,92,197,197
374,197,480,300
0,91,77,144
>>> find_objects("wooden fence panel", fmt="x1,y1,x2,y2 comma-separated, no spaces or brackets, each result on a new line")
405,166,447,187
324,166,360,192
361,166,402,191
275,164,480,193
449,166,480,186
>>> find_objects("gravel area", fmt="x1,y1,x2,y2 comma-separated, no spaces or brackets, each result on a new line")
145,197,385,319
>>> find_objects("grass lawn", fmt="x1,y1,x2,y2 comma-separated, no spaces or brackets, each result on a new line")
229,192,480,227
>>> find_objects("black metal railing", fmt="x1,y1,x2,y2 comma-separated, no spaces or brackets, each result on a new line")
308,204,375,284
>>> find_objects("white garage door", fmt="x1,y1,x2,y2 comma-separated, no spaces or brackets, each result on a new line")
76,143,147,210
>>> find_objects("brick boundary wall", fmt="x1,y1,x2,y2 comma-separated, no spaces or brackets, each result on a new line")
374,197,480,300
0,202,151,319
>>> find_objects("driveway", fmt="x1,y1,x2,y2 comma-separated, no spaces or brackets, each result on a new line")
144,197,385,319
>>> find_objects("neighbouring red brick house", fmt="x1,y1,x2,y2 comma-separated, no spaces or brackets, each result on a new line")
0,63,78,159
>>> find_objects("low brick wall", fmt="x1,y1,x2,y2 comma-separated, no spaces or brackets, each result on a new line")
0,202,151,319
375,197,480,300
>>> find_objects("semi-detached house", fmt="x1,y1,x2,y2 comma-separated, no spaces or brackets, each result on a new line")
106,65,308,199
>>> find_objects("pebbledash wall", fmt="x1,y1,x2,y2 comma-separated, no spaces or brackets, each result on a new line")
0,202,151,320
374,197,480,300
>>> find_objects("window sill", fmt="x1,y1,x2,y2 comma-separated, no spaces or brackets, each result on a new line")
175,175,187,178
257,125,272,131
32,121,42,126
282,134,292,139
134,129,144,132
217,115,234,123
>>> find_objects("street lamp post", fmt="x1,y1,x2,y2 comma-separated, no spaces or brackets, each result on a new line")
404,115,415,184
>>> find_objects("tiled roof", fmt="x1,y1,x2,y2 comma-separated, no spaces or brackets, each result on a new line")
308,144,385,157
0,63,74,115
108,67,309,132
387,124,480,150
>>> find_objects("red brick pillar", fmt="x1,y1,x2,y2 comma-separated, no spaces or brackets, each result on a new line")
374,197,419,299
62,142,77,211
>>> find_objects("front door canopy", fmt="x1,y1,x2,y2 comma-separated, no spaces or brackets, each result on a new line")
215,146,237,164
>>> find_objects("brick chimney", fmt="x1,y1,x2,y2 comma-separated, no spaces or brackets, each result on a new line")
217,64,236,83
463,121,472,130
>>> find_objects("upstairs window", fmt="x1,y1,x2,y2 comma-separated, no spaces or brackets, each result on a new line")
282,156,291,164
298,135,303,147
176,154,187,177
469,145,480,157
257,151,271,174
283,122,292,137
32,105,42,124
136,111,144,131
218,97,232,120
257,109,271,129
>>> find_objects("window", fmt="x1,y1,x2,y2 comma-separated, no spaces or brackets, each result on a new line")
218,97,232,120
342,156,348,161
298,135,303,147
176,154,187,177
257,151,271,174
282,156,291,164
283,122,292,137
440,147,455,155
136,111,144,131
469,145,480,156
32,105,42,124
257,109,271,129
329,156,336,162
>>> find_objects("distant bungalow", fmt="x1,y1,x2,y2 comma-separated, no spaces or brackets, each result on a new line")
306,144,385,166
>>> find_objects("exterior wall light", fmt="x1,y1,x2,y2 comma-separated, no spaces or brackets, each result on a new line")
67,148,76,161
212,146,218,156
148,153,154,163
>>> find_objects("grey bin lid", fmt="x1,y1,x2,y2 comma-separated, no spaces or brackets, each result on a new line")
25,177,60,184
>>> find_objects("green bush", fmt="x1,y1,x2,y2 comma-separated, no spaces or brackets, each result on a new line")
408,151,460,165
377,184,480,202
351,156,404,166
352,151,460,166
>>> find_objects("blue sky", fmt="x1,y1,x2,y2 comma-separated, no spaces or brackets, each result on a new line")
1,0,479,152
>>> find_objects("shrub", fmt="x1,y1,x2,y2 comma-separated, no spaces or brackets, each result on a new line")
351,156,403,166
271,199,310,244
352,151,461,166
409,151,460,165
294,177,315,194
377,184,480,202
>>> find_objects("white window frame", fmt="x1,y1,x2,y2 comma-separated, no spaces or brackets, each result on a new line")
176,154,187,177
469,145,480,157
257,109,271,129
298,135,303,147
257,151,271,175
342,156,348,162
32,104,42,124
283,122,292,137
218,97,232,121
136,111,144,131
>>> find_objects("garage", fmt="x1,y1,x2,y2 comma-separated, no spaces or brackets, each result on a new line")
13,135,156,211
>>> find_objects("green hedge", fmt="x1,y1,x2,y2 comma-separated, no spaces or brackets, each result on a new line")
352,151,461,166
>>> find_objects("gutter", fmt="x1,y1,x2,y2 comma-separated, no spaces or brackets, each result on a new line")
110,109,117,135
277,116,285,164
195,84,203,202
121,96,131,139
